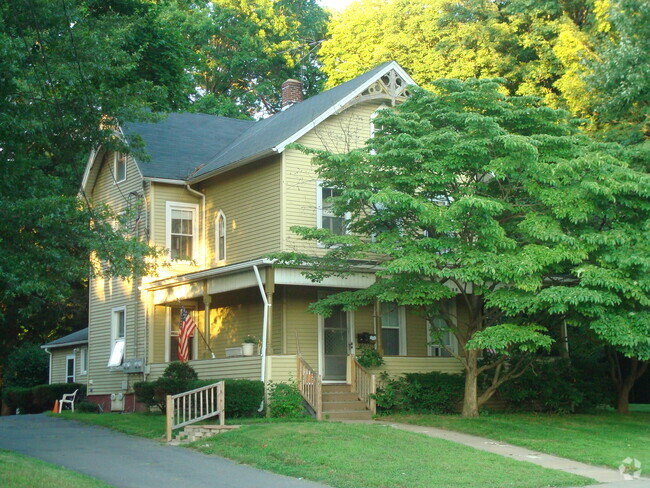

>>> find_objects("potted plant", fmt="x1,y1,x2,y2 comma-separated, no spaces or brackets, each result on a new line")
241,335,259,356
356,344,384,368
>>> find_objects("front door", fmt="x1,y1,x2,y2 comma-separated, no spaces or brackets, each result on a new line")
322,306,349,381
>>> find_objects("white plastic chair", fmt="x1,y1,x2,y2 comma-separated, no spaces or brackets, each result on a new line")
59,389,78,413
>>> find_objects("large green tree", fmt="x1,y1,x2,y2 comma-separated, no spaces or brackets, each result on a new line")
273,80,648,416
320,0,607,119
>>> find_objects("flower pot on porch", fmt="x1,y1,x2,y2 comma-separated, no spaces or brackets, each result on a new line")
241,343,256,356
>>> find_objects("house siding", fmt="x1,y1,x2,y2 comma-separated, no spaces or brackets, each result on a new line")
283,102,382,255
87,151,147,397
201,156,282,266
49,347,88,385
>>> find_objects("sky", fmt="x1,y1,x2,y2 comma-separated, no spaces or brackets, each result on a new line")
317,0,358,11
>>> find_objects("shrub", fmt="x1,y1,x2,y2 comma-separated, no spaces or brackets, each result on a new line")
135,376,264,418
499,357,614,413
2,383,84,414
356,345,385,368
162,361,198,382
3,343,49,388
268,381,306,418
373,371,464,414
77,401,100,413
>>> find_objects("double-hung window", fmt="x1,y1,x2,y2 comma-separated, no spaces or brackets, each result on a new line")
166,202,198,262
108,307,126,367
114,153,127,184
380,302,406,356
428,300,458,357
168,306,195,362
215,210,226,262
317,182,348,236
79,347,88,375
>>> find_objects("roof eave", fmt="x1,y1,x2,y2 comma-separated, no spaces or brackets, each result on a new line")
41,340,88,350
187,148,277,185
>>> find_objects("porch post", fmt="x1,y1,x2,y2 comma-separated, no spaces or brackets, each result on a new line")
203,287,212,358
374,299,383,355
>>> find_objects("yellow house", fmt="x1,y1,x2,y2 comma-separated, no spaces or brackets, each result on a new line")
80,62,464,418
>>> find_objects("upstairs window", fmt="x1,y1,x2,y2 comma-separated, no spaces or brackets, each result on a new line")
166,202,198,262
317,183,348,236
108,307,125,367
215,211,226,262
114,153,127,184
380,302,406,356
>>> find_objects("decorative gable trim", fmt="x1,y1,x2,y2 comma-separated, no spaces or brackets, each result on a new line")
273,61,415,153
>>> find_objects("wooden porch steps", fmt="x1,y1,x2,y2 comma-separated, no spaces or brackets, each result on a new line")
321,384,372,421
172,424,240,444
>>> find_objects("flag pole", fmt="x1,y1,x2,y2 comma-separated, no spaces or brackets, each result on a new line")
177,300,216,359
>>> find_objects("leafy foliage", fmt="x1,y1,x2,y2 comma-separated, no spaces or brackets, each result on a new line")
2,383,85,414
267,381,306,418
373,371,465,414
356,345,385,368
275,79,647,416
2,343,49,388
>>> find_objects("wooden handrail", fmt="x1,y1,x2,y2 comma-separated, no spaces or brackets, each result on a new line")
350,356,376,414
297,354,322,420
166,381,225,442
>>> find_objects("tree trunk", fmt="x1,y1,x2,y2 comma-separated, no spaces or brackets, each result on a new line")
617,384,633,414
461,349,480,417
615,358,648,414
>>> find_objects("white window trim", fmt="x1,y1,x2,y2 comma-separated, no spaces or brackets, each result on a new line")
428,299,459,357
166,201,199,263
215,210,227,263
66,354,76,383
380,303,407,356
108,306,126,368
165,305,198,362
369,104,388,155
316,181,351,242
79,347,88,375
113,153,127,184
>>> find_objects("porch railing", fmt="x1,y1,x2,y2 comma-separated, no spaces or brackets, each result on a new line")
166,381,225,442
350,356,377,414
297,354,322,420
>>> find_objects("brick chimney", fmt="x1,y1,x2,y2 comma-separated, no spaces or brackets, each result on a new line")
281,79,303,110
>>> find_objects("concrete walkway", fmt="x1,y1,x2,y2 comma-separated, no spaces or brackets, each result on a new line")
0,414,330,488
376,420,649,485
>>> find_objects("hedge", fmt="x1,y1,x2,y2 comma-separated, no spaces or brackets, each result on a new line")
134,378,264,418
2,383,86,414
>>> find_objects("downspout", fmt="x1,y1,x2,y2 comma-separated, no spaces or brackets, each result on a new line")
44,348,52,384
185,185,206,265
253,265,270,412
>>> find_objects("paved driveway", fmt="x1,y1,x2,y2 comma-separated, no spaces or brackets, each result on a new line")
0,414,330,488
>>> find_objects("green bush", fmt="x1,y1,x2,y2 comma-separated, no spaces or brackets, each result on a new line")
373,371,464,414
135,375,264,418
3,343,49,388
267,381,306,418
499,357,614,413
77,401,100,413
2,383,85,414
162,361,198,382
356,345,385,368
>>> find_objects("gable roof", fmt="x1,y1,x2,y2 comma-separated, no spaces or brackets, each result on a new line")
122,113,254,181
41,328,88,350
82,61,415,187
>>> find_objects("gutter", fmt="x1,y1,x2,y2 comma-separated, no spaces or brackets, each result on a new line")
44,347,52,385
41,341,88,350
188,149,276,185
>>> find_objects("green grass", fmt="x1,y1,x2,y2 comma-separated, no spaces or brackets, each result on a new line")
52,411,167,440
0,449,113,488
387,412,650,470
191,422,592,488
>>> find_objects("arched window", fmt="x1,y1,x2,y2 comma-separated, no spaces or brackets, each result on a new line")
215,211,226,262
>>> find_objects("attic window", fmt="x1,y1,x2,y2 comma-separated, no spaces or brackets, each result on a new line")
114,153,127,184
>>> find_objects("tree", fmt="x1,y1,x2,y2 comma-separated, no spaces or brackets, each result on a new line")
273,80,647,416
320,0,607,119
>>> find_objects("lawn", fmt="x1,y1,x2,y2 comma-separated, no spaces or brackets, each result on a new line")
386,411,650,470
0,449,113,488
52,411,592,488
192,422,592,488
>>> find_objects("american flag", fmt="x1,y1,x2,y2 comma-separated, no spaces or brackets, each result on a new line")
178,306,197,363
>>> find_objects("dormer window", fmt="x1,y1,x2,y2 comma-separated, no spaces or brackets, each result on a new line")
215,210,226,262
114,153,127,184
